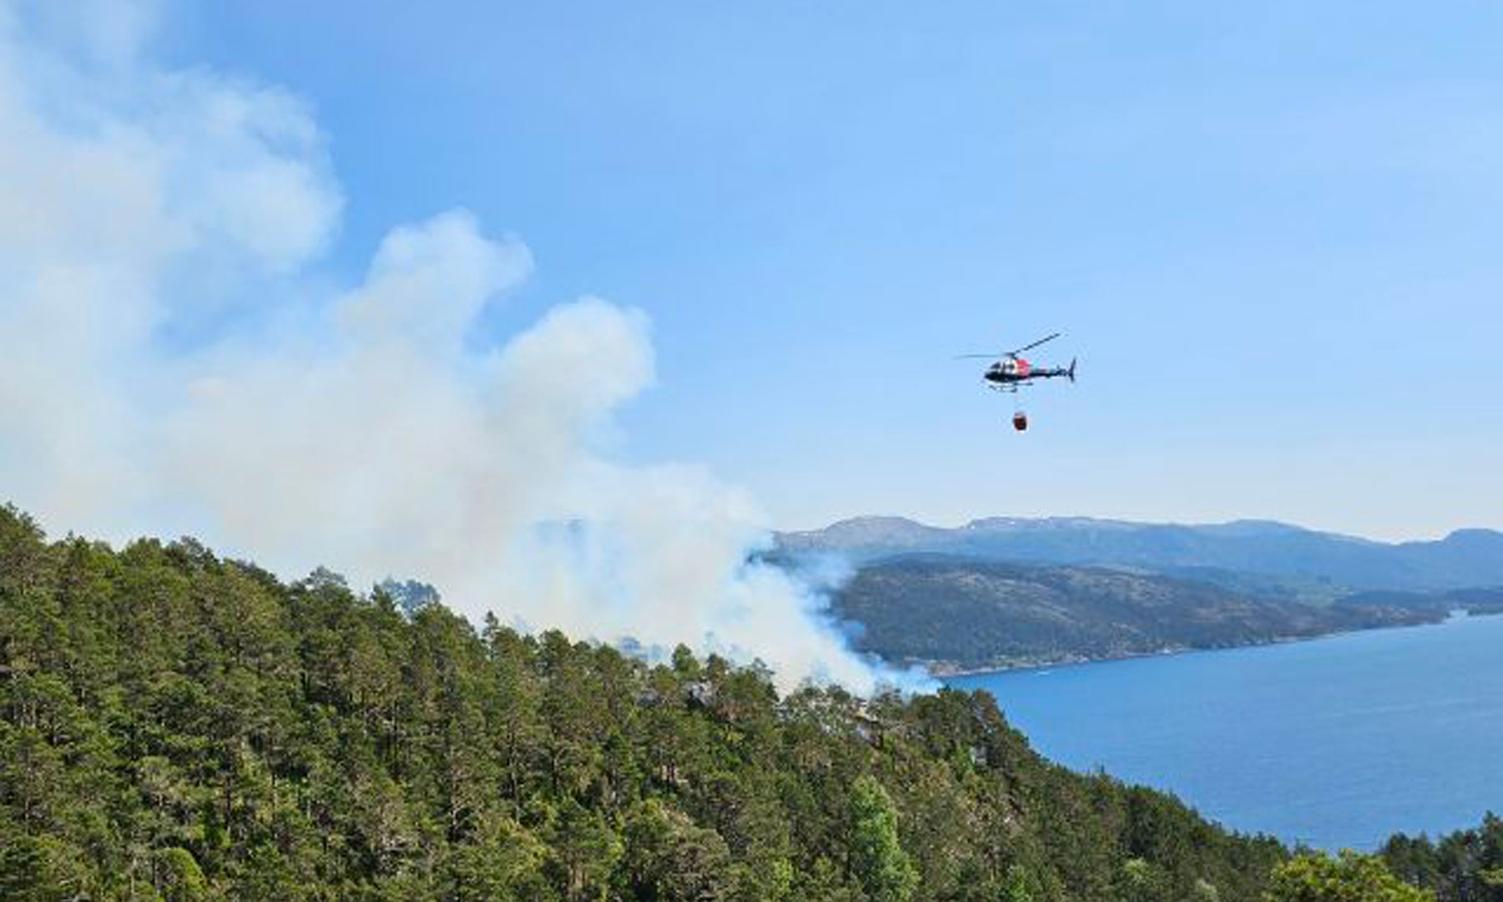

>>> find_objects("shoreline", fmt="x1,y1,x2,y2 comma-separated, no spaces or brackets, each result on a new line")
925,607,1501,679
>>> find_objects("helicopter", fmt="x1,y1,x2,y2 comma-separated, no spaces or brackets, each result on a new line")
956,332,1077,431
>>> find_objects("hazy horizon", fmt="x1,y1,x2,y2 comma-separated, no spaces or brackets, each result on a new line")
775,511,1490,544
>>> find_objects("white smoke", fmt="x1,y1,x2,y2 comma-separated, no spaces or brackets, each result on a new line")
0,2,921,693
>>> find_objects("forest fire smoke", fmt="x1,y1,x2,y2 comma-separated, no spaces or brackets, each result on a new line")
0,2,922,693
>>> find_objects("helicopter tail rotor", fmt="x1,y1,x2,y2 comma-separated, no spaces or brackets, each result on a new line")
1068,357,1077,383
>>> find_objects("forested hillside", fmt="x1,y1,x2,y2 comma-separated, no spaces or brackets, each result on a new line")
0,504,1474,901
1383,815,1503,901
832,555,1437,672
1337,587,1503,617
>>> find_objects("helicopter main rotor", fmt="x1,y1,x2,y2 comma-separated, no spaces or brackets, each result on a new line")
954,331,1061,361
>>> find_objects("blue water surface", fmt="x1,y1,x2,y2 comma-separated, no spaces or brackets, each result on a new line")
946,613,1503,850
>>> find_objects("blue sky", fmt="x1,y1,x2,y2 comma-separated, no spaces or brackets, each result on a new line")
155,1,1502,539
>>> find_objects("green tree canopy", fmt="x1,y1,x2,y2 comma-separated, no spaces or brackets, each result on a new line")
1266,851,1434,902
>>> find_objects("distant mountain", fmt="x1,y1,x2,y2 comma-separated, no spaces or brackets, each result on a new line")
831,554,1441,673
787,514,952,551
780,516,1503,592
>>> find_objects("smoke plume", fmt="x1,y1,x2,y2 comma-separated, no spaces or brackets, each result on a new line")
0,2,920,693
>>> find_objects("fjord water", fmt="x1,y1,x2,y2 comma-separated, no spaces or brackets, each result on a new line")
947,613,1503,850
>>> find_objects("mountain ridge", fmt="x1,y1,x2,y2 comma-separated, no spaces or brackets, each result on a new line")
779,515,1503,592
787,514,1492,546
